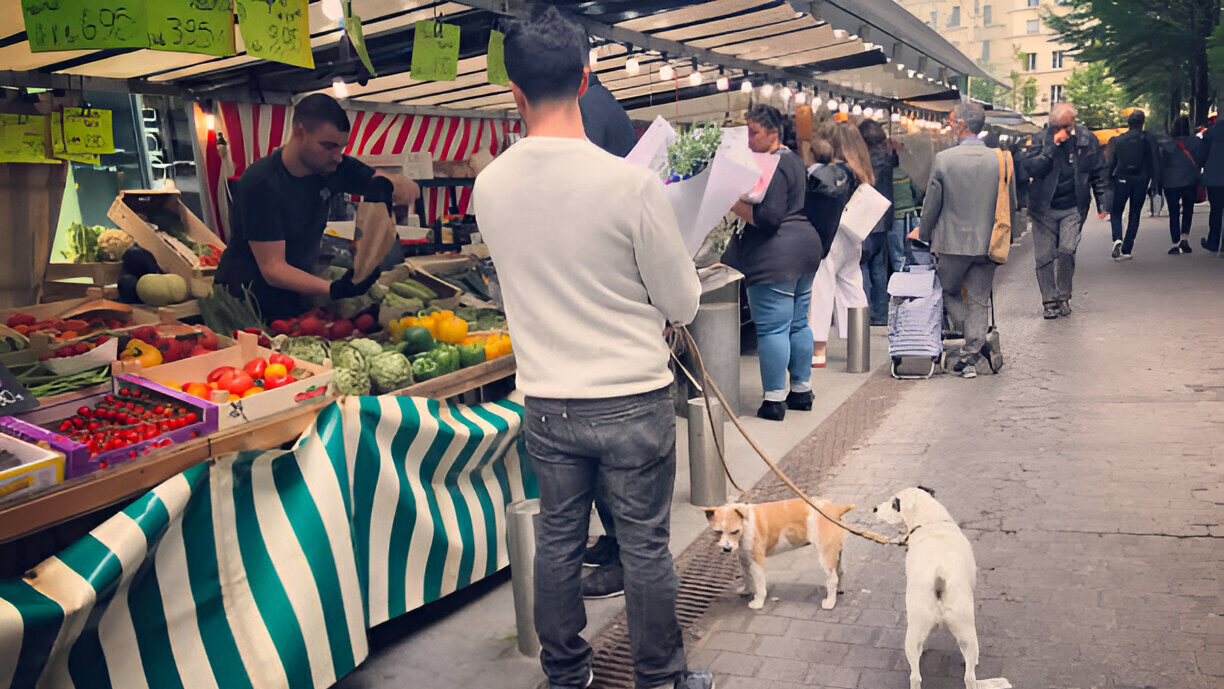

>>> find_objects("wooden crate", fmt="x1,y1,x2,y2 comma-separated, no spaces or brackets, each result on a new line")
44,262,123,285
0,288,165,367
107,190,223,299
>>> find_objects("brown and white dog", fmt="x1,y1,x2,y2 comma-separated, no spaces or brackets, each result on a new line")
704,497,854,610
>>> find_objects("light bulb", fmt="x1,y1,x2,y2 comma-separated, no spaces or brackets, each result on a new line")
716,75,730,91
812,95,823,108
741,80,754,93
625,57,640,76
863,106,874,117
205,114,216,132
761,83,774,96
332,78,348,99
874,110,885,121
589,48,599,67
780,86,793,100
851,104,863,116
839,102,849,114
794,91,807,104
827,99,838,111
891,112,901,123
689,71,703,87
321,0,343,21
659,64,674,80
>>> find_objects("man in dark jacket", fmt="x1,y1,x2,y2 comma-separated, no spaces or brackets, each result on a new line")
1106,109,1159,260
1023,102,1111,319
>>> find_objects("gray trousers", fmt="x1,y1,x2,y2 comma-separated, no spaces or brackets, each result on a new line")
525,386,687,689
1031,207,1085,303
937,254,997,365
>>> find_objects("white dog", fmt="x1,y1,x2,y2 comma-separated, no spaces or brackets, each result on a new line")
873,487,984,689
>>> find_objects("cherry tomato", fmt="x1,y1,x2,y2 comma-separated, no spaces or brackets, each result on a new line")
263,374,288,390
263,363,288,379
185,412,198,425
218,370,254,395
269,353,295,369
207,366,236,384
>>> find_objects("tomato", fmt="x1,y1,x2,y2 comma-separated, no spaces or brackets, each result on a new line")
185,412,198,425
263,374,288,390
218,370,254,395
263,363,288,378
207,366,236,384
185,383,213,400
243,357,268,378
242,386,263,398
269,353,295,369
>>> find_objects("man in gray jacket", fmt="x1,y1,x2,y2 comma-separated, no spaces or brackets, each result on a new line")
915,101,1010,379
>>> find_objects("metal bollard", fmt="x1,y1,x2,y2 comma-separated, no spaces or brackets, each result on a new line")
846,306,870,373
687,397,728,507
689,301,742,415
505,499,540,657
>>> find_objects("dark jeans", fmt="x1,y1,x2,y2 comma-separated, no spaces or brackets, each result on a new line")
1110,176,1148,253
525,386,686,689
1164,186,1197,244
936,254,997,365
1207,186,1224,251
860,232,889,324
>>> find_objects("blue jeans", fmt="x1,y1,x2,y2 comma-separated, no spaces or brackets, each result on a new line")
860,233,889,324
746,274,815,399
889,214,917,272
525,387,686,689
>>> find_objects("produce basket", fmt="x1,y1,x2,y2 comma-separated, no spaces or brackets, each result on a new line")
377,264,462,326
0,288,162,367
0,433,65,502
107,190,225,299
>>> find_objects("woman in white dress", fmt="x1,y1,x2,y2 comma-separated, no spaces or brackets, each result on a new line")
808,123,875,366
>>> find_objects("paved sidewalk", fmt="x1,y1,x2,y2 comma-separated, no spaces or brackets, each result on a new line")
685,211,1224,688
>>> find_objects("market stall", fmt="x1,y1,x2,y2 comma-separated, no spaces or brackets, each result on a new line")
0,1,1000,687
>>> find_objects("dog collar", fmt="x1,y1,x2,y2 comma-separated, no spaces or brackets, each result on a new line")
902,520,957,544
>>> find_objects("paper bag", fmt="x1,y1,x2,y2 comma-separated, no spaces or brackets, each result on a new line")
352,202,397,283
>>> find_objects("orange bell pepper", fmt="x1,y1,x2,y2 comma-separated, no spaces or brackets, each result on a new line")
435,316,469,344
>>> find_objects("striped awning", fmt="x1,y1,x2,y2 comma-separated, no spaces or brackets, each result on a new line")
0,1,986,113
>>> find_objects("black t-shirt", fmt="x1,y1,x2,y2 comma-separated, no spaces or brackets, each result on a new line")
1051,139,1078,210
579,73,639,157
215,149,378,319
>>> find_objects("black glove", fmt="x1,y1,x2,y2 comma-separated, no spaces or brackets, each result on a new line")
365,175,396,215
329,267,383,300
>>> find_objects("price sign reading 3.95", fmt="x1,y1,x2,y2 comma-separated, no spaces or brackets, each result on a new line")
147,0,237,57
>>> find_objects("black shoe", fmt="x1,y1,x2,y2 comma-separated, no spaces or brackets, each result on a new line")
1169,244,1184,255
1042,302,1060,319
1180,239,1193,254
583,535,619,568
1111,240,1122,259
756,400,786,421
1058,300,1072,317
785,390,813,411
670,670,715,689
1202,237,1220,252
581,563,624,599
869,319,888,326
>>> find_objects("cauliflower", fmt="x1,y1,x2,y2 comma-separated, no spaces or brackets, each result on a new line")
347,338,384,362
333,367,371,395
97,228,135,261
331,343,367,372
369,351,413,393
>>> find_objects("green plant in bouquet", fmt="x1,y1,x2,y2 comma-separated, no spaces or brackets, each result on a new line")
693,213,744,267
666,123,723,181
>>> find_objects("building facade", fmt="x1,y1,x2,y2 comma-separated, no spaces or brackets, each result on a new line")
896,0,1075,123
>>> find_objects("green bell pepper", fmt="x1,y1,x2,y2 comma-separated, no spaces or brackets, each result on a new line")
412,356,440,382
428,343,460,375
399,326,435,355
458,341,486,368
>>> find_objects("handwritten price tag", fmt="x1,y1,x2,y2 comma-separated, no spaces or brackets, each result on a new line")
487,30,509,86
21,0,149,52
147,0,236,57
411,20,460,82
0,363,39,415
51,112,100,164
62,108,115,155
235,0,313,69
0,115,55,164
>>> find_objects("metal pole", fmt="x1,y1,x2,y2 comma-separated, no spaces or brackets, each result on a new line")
505,499,540,657
688,301,742,415
687,397,728,507
846,306,871,373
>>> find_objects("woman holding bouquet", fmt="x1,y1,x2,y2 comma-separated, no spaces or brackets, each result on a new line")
725,105,823,421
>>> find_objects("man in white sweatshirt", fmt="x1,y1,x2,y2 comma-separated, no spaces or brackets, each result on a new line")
472,8,706,689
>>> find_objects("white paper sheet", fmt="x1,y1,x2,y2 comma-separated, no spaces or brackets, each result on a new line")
887,269,935,298
838,183,892,243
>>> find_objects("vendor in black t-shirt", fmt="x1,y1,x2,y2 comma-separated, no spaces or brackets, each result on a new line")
215,94,419,320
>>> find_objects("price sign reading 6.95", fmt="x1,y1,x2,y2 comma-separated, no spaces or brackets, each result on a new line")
147,0,236,57
21,0,150,52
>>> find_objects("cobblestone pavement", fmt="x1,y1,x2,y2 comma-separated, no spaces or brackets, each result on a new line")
682,213,1224,689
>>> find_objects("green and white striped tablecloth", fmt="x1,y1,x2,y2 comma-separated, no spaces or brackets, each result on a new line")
0,394,537,689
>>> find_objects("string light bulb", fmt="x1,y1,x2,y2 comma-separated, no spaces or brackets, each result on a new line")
827,99,838,111
716,75,730,91
205,114,216,132
322,0,343,21
659,63,674,80
851,104,863,116
332,78,348,99
812,94,823,108
689,70,703,87
891,111,901,123
741,79,754,93
625,56,640,76
761,83,774,97
839,102,850,114
795,90,807,104
863,106,874,118
780,86,793,100
589,48,600,67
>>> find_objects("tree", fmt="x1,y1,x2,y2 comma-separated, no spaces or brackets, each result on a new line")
968,77,1007,105
1006,46,1038,115
1045,0,1220,127
1064,63,1128,128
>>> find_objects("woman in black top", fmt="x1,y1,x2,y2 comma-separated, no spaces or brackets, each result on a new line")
1160,115,1205,254
858,119,898,325
724,105,823,421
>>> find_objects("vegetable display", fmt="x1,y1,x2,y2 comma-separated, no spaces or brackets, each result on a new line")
46,387,201,460
197,285,265,336
14,365,111,399
61,223,108,263
135,273,190,306
268,308,380,341
97,229,135,261
170,355,306,402
5,312,127,341
369,352,413,393
118,325,220,367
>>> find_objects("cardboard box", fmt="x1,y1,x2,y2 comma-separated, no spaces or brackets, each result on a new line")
0,433,64,502
355,152,433,180
107,190,224,299
0,375,217,479
377,263,462,326
126,332,334,429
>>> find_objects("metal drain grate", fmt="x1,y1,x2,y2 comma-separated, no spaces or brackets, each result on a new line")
586,368,907,689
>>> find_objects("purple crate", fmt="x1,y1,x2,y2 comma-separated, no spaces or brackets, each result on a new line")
0,377,218,479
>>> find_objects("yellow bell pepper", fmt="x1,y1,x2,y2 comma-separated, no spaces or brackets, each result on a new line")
484,333,512,360
419,313,441,338
120,339,163,369
435,316,469,345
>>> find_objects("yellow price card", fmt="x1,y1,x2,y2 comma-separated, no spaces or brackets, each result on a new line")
146,0,237,57
0,115,56,164
235,0,314,69
62,107,115,155
411,20,460,82
51,113,101,164
21,0,149,52
487,30,509,86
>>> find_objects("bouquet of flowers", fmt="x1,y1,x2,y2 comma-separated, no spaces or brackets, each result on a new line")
664,123,723,182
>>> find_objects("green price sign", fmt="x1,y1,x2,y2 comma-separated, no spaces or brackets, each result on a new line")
487,30,509,86
62,107,115,155
147,0,236,57
344,7,376,77
0,115,55,165
21,0,150,52
411,20,460,82
235,0,314,69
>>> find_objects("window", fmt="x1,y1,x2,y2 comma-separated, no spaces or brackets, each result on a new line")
983,5,992,24
949,6,960,27
1051,84,1065,103
981,41,991,62
930,10,937,26
1025,53,1037,71
1027,19,1040,33
1052,50,1065,69
1027,0,1039,7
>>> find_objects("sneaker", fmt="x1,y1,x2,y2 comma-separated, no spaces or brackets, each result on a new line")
581,563,624,599
1180,239,1193,253
756,400,786,421
668,670,715,689
1042,302,1060,319
960,364,978,379
1111,240,1122,259
1120,253,1134,261
785,390,813,411
1169,244,1184,255
536,668,594,689
583,535,619,568
1058,300,1072,317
